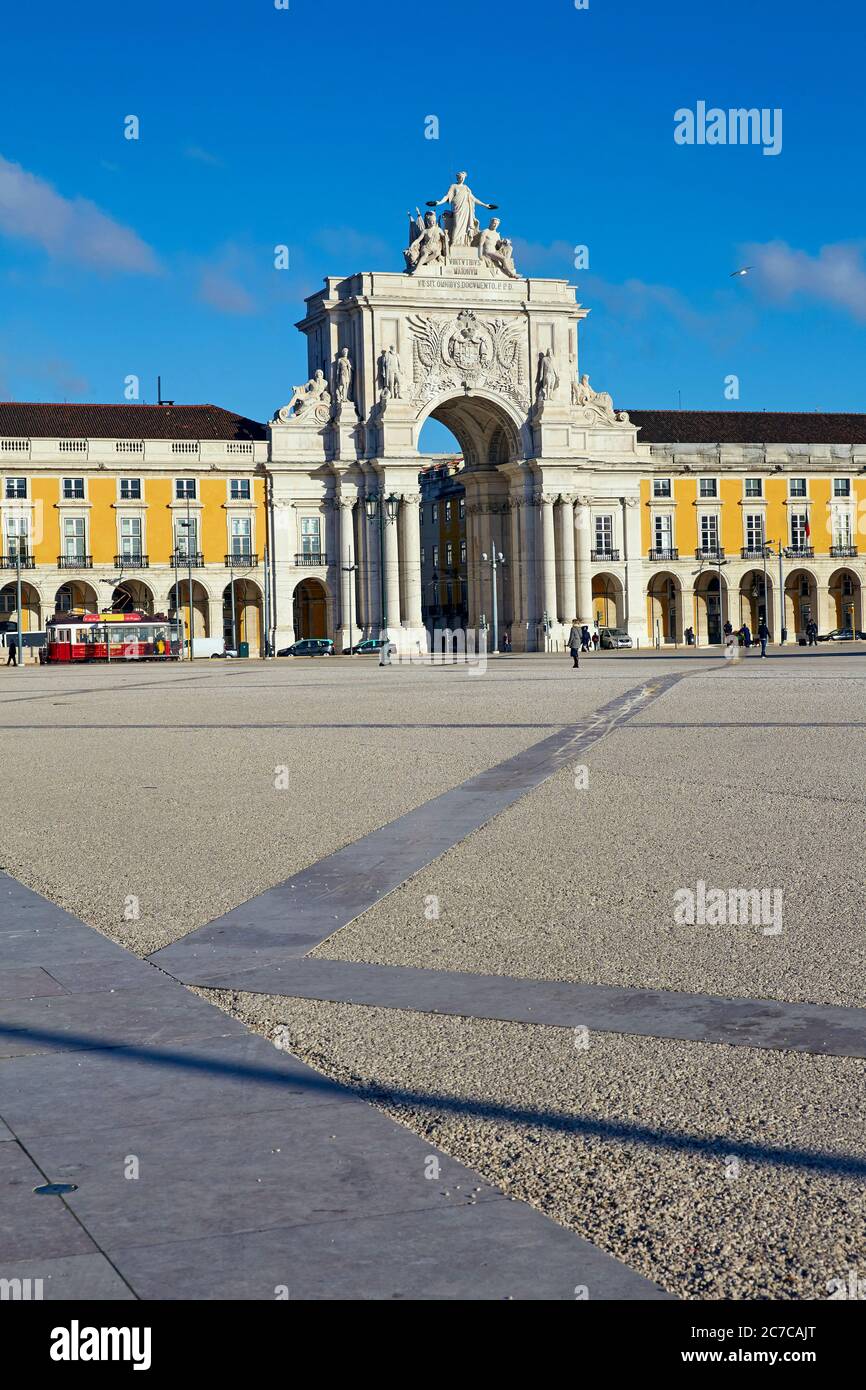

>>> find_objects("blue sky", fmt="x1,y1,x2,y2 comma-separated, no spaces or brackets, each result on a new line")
2,0,865,451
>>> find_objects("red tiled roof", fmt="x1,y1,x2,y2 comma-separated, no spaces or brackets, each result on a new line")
627,410,866,446
0,403,267,441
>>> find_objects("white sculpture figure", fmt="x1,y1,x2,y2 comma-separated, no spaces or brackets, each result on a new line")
573,374,630,423
378,345,403,398
278,369,331,421
478,218,519,278
404,208,448,273
535,349,558,402
334,347,353,403
431,171,496,247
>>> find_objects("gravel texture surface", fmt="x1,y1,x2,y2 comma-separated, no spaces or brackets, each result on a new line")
204,989,866,1301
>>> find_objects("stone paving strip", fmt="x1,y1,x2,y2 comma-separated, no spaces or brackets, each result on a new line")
150,670,866,1059
0,875,668,1299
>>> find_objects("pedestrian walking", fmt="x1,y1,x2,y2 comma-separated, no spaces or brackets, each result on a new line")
567,619,581,669
502,629,512,653
5,636,17,666
807,618,818,646
757,619,769,657
580,624,591,653
592,630,599,651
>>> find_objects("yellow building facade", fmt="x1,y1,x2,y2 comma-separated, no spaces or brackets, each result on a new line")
0,404,268,653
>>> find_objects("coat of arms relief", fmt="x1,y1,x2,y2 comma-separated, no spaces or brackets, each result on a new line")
406,309,530,410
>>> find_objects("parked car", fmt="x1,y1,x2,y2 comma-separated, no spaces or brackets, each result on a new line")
816,628,866,642
344,638,387,655
598,626,632,650
276,638,334,657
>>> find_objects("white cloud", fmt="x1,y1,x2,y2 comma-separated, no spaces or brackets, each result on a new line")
184,144,224,168
742,239,866,321
0,154,160,274
198,267,257,315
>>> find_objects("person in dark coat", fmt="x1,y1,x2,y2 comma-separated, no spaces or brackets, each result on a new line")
757,620,770,657
566,620,581,669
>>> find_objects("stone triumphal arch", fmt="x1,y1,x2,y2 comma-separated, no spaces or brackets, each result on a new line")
269,171,649,651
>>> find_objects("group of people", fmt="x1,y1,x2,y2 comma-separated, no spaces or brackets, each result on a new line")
566,622,599,668
723,619,771,657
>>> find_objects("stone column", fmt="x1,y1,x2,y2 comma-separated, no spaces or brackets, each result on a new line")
558,495,576,622
337,499,358,651
508,500,522,631
366,501,382,633
540,493,558,639
401,493,423,635
525,494,541,647
383,503,401,639
575,497,593,625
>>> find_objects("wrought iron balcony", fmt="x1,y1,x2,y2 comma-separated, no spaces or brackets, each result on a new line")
784,545,814,558
831,545,858,557
57,554,92,569
695,547,724,561
0,554,35,569
170,552,204,568
225,552,258,567
114,553,149,568
741,546,770,560
295,552,327,566
648,548,678,562
591,549,620,562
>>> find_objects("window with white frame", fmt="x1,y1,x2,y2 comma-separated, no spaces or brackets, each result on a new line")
834,478,851,497
300,516,320,556
790,513,809,548
653,514,673,552
653,478,671,498
230,516,252,559
833,510,853,547
120,516,143,559
699,477,717,498
458,496,465,519
700,515,719,552
745,478,762,498
62,477,84,501
5,478,26,499
432,544,439,568
63,515,86,558
446,542,453,566
745,514,765,550
175,479,196,501
4,512,30,558
432,502,439,522
230,478,251,500
594,515,614,553
120,477,141,500
460,538,467,564
445,500,452,523
789,477,807,497
174,516,198,557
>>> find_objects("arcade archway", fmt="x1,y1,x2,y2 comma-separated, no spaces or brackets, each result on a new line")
293,578,328,639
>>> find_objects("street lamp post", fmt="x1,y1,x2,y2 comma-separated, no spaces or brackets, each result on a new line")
364,491,397,639
228,549,238,653
480,545,505,653
15,537,23,672
341,548,358,654
185,499,195,659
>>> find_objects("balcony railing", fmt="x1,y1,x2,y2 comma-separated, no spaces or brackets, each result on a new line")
0,554,35,570
648,548,678,562
591,549,620,562
831,545,858,557
741,546,770,560
170,552,204,568
225,552,258,568
784,545,814,558
115,553,149,568
58,554,92,569
295,552,327,566
695,547,724,561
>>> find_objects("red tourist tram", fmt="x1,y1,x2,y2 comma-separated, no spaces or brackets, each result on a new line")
46,611,181,663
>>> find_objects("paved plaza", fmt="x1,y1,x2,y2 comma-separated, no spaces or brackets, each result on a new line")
2,649,866,1299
